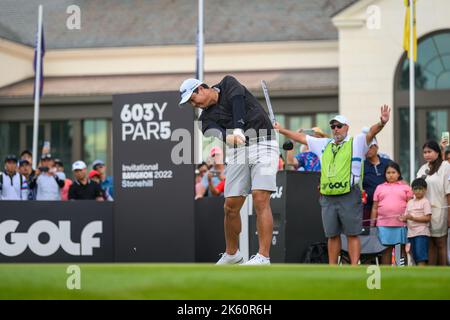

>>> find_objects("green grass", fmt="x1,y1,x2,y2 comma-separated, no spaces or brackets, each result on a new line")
0,264,449,300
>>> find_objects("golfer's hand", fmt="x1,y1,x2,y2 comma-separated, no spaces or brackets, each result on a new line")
226,134,245,146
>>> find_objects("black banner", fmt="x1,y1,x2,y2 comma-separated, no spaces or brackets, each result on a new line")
112,91,195,262
0,201,113,262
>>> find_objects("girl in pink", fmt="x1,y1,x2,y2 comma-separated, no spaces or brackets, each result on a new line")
371,162,413,265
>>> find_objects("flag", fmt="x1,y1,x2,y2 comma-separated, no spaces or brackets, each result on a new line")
403,0,417,62
33,21,45,99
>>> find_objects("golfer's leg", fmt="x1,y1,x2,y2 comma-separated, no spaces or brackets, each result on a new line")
252,190,273,258
224,196,246,255
327,236,341,265
347,235,361,265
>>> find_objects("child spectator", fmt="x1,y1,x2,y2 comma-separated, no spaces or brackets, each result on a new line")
400,178,432,266
54,159,73,201
371,161,413,265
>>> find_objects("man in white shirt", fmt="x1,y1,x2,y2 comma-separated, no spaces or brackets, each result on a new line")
274,105,391,265
0,155,28,200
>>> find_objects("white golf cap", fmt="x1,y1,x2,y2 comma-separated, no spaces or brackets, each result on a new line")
72,160,87,171
369,137,378,147
329,115,350,126
179,78,203,105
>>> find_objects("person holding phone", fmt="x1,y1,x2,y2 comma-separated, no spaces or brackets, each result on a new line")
29,153,65,201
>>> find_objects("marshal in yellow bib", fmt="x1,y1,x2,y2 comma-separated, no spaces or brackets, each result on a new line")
320,138,353,195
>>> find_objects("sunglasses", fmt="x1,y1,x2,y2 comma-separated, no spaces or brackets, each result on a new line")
330,124,344,130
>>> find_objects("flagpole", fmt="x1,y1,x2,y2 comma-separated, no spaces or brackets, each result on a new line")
32,4,43,170
195,0,204,164
409,0,415,181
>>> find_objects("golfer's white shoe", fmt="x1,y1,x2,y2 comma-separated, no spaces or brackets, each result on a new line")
216,250,244,265
242,253,271,265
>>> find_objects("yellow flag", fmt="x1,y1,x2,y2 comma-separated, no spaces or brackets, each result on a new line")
403,0,417,61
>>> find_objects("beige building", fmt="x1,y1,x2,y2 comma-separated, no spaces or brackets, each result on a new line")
0,0,449,179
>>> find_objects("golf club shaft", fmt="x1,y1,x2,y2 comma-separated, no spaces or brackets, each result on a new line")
261,80,276,124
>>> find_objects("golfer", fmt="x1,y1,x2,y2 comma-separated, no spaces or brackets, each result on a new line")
179,75,279,265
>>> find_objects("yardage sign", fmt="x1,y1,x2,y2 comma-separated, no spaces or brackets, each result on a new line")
113,91,195,262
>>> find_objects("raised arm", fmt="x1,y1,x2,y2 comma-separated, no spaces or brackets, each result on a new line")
366,104,391,145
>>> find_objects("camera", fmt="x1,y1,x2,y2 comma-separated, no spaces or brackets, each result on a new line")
38,166,49,173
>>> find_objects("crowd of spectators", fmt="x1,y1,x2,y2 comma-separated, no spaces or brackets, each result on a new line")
0,149,113,202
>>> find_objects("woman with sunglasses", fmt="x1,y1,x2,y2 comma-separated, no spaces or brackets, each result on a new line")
274,105,391,265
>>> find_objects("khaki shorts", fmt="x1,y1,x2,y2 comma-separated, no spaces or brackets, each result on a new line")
224,139,278,197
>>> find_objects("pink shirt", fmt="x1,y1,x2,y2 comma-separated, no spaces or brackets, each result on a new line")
373,181,413,227
404,197,432,238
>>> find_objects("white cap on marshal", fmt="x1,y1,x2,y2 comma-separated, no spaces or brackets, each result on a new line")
329,115,350,126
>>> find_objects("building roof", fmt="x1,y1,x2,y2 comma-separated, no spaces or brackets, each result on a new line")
0,0,358,49
0,69,338,100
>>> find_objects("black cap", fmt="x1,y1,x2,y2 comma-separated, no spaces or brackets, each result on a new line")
41,153,53,160
4,154,17,163
54,158,63,166
19,159,30,166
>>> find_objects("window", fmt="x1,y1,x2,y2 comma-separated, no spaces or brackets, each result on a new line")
83,119,108,170
0,122,20,163
399,31,450,90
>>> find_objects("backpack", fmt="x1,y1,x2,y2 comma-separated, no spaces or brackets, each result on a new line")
303,242,329,264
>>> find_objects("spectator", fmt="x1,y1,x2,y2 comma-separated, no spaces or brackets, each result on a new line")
54,159,73,201
416,140,449,266
20,150,33,166
0,155,28,200
69,161,104,201
275,105,391,265
18,159,36,200
285,127,326,172
400,178,432,266
445,150,450,163
207,170,226,196
89,169,113,201
370,162,412,265
92,159,114,200
361,127,391,159
197,147,225,199
195,162,208,199
29,154,65,200
362,138,391,227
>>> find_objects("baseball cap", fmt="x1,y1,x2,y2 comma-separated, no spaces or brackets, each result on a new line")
92,159,105,169
369,137,378,147
209,146,223,157
72,160,87,171
54,158,63,166
5,154,17,163
329,115,350,126
179,78,203,105
41,153,53,160
88,170,101,179
19,159,30,166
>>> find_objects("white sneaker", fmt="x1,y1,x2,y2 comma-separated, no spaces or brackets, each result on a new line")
242,253,271,265
216,250,244,265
